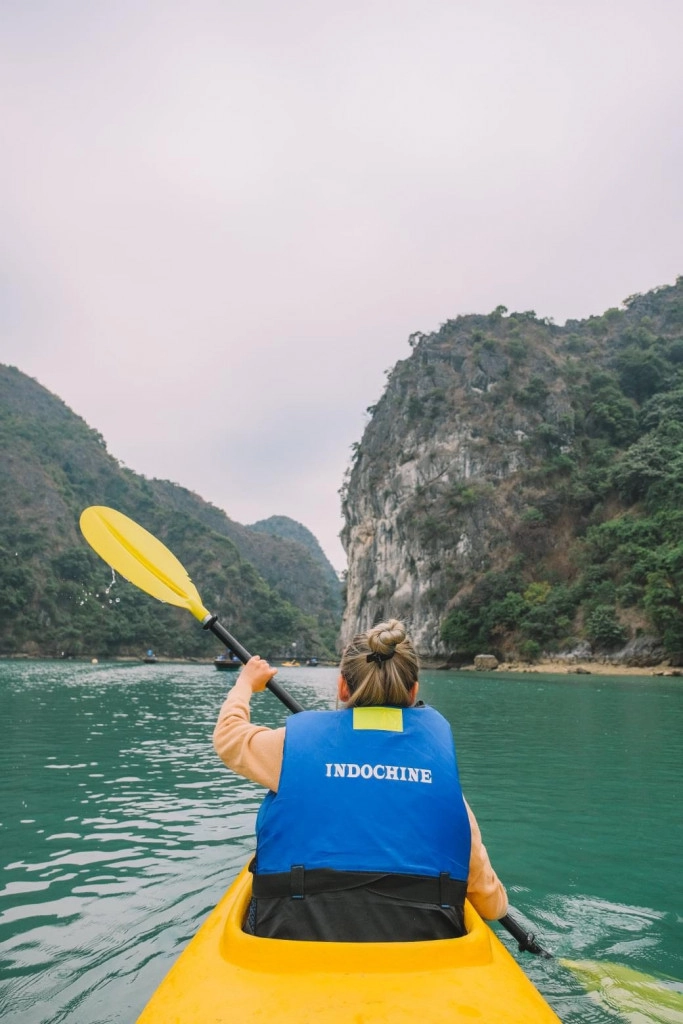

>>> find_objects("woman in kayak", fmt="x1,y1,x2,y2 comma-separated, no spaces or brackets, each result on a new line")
213,619,508,942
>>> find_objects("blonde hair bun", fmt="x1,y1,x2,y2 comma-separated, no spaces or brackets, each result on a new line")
340,620,419,708
367,620,407,656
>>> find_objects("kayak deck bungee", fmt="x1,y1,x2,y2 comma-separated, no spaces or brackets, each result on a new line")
137,863,561,1023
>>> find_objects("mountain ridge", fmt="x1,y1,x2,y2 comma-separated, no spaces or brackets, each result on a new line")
0,364,341,659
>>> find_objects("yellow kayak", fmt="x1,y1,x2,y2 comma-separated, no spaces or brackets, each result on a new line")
137,863,562,1023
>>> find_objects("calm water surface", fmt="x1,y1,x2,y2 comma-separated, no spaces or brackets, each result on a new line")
0,660,681,1023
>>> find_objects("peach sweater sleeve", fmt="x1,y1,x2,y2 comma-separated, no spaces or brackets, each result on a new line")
212,678,508,921
213,676,285,792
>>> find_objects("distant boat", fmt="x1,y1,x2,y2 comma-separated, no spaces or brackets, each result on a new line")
281,660,301,667
305,658,319,667
143,649,157,664
215,654,241,671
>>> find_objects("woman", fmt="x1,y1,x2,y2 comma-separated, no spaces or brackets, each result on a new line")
213,620,508,942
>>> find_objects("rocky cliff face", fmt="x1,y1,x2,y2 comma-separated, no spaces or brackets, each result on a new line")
340,280,683,663
341,314,572,655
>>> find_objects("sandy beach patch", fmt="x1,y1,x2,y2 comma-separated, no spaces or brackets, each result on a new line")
491,660,681,677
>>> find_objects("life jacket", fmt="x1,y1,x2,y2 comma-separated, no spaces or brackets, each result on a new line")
248,705,471,940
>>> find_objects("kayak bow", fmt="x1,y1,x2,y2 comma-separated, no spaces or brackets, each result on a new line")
137,862,561,1023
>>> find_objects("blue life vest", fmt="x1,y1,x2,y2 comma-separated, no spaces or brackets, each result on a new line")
254,705,471,881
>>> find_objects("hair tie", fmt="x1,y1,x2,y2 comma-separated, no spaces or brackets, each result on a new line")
366,650,395,665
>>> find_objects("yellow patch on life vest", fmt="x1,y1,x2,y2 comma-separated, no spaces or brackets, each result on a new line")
352,707,404,732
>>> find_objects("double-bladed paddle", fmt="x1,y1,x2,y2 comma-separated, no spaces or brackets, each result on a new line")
79,504,551,957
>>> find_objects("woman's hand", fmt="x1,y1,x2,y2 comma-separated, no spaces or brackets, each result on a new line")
239,655,278,693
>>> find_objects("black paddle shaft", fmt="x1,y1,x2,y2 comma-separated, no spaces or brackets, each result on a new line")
498,914,552,957
203,615,305,715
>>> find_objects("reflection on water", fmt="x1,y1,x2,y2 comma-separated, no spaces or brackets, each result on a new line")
0,662,681,1023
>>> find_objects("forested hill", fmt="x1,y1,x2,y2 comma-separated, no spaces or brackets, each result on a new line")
248,516,343,613
0,365,342,659
341,277,683,665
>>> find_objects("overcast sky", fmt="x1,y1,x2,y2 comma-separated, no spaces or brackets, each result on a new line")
2,0,682,570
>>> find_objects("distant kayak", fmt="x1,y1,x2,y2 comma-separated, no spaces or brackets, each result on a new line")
281,660,301,667
136,862,561,1023
214,655,240,671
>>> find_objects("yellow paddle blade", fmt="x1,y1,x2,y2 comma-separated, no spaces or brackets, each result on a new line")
560,959,683,1022
79,506,211,622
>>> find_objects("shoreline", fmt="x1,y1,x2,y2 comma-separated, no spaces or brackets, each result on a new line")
0,654,340,667
2,654,680,678
456,659,681,678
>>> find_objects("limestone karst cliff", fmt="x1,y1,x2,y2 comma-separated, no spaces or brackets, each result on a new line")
341,279,683,665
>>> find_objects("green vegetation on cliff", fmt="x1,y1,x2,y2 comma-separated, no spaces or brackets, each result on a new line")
342,278,683,664
0,366,341,659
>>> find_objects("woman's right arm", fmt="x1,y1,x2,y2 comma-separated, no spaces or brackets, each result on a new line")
212,667,285,792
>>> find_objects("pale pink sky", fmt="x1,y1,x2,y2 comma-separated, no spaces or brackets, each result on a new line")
2,0,682,569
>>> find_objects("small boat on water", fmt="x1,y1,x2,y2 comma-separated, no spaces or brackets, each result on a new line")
281,659,301,667
142,649,157,664
214,654,241,671
136,862,561,1023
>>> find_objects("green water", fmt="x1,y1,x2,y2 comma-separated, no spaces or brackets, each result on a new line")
0,661,681,1023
